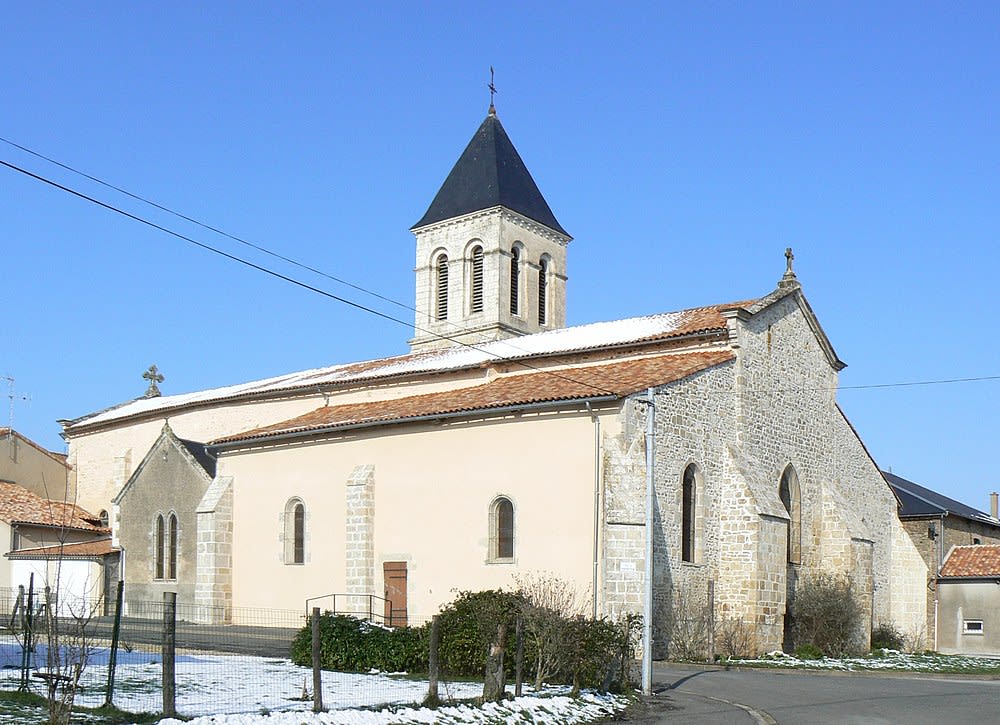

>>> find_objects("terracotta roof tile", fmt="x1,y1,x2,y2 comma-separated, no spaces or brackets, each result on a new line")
0,482,107,532
940,545,1000,578
69,299,754,432
214,350,734,445
8,538,116,560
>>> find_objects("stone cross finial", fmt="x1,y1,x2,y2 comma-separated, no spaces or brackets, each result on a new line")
143,365,165,398
779,247,800,289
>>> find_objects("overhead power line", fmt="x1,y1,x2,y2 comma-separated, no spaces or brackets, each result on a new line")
0,156,620,398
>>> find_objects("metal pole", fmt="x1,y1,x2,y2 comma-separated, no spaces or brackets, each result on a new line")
642,387,654,696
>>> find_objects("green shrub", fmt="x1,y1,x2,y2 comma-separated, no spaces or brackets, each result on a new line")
871,623,904,651
290,614,427,673
794,643,823,660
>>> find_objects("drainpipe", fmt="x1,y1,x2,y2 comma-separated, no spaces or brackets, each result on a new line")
585,402,601,620
642,387,655,696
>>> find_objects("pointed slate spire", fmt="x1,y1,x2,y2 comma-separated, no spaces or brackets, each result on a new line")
412,111,569,237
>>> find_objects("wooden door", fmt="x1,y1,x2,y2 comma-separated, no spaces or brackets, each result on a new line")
383,561,408,627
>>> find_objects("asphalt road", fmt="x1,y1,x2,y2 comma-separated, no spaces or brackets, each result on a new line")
647,663,1000,724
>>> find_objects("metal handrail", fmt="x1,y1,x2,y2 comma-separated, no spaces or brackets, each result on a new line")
303,592,389,624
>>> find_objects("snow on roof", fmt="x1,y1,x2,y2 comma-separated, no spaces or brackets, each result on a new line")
66,301,747,432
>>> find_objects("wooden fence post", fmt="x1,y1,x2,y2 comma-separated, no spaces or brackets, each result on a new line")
514,616,524,697
312,607,323,712
163,592,176,718
103,580,125,708
426,614,441,703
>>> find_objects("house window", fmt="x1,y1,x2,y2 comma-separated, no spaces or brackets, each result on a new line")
470,246,484,313
509,246,521,316
963,620,984,635
537,256,549,325
435,253,449,320
973,538,982,545
284,498,306,565
682,464,697,563
490,496,514,561
167,513,178,579
154,514,165,579
779,465,801,564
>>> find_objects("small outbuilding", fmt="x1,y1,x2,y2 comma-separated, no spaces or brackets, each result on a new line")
937,545,1000,655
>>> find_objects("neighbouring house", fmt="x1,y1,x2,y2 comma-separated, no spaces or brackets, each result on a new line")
936,544,1000,655
60,106,928,654
883,471,1000,648
0,427,75,503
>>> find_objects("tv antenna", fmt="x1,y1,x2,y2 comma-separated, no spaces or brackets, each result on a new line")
4,375,31,458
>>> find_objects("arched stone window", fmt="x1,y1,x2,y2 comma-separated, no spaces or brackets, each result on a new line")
284,498,306,565
681,464,697,563
509,246,521,316
435,253,449,320
537,256,549,325
154,514,165,579
167,513,178,579
489,496,515,561
779,465,801,564
470,245,484,313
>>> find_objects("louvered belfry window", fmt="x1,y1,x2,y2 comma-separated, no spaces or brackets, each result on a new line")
509,247,520,315
537,257,548,325
470,246,484,313
436,254,449,320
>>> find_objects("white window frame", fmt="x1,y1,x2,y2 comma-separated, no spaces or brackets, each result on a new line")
963,619,984,635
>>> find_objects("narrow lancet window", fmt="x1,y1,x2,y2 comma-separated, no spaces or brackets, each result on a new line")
682,465,696,563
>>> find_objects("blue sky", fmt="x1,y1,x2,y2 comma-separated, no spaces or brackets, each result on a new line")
2,3,997,510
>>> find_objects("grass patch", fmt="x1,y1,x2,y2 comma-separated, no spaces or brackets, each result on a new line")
0,689,162,725
719,650,1000,675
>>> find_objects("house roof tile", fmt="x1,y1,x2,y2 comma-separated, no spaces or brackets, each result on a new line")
0,482,107,532
7,537,116,560
66,301,750,433
213,350,734,446
940,545,1000,578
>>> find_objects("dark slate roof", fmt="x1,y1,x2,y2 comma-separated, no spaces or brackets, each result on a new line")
412,111,569,236
883,471,999,526
180,438,217,478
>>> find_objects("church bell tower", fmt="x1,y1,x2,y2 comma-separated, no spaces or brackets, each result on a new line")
409,107,571,352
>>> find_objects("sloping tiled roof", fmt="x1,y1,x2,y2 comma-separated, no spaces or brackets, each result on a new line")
412,111,568,236
940,545,1000,578
883,471,999,526
214,350,734,446
7,538,116,560
65,301,749,432
0,482,107,532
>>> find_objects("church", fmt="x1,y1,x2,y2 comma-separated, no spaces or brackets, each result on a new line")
61,105,927,654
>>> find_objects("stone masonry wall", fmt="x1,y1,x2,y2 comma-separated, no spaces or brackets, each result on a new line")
345,465,375,612
194,476,233,624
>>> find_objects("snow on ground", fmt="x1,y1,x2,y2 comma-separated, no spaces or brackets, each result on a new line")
154,692,627,725
726,650,1000,672
1,638,627,724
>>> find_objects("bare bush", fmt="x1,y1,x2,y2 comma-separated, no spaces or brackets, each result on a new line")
669,587,710,661
791,572,863,657
513,572,587,689
715,616,758,659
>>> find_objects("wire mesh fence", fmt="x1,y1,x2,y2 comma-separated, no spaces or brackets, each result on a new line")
0,587,487,719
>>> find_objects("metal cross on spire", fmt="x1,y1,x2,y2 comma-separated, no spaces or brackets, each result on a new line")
143,364,165,398
488,66,497,116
